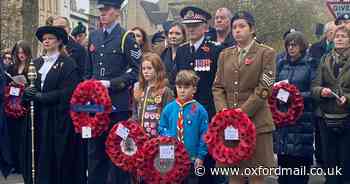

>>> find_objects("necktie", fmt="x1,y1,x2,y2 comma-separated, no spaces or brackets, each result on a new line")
104,30,108,40
190,45,195,54
177,107,184,143
239,49,246,65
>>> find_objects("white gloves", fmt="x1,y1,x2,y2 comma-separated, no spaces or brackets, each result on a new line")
99,80,111,88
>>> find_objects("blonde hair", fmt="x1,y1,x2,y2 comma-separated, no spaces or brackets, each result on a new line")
175,70,199,87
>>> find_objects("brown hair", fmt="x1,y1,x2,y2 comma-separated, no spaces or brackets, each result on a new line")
131,27,152,52
134,52,168,100
175,70,199,87
12,40,32,74
168,22,187,42
284,31,309,53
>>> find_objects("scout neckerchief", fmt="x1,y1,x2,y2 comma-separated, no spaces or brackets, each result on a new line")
175,98,196,143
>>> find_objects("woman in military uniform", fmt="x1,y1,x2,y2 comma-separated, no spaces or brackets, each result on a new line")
212,11,276,184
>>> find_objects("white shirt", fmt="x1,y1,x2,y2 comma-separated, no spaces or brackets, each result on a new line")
39,52,60,89
190,36,205,52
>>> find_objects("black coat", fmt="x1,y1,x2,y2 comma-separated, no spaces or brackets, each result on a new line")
274,53,316,159
66,37,87,79
21,55,83,184
160,47,177,90
175,38,223,119
5,65,28,174
0,60,13,177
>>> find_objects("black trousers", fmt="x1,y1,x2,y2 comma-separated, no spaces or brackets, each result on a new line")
277,155,312,184
319,120,350,184
315,116,324,166
88,111,131,184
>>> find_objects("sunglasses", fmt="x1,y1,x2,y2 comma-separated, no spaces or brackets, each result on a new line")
4,56,12,60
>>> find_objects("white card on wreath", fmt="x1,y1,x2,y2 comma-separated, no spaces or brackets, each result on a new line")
277,89,290,103
82,126,92,139
224,126,239,140
9,87,20,97
116,124,129,140
159,145,175,159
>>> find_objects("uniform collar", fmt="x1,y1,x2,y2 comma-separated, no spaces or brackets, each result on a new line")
238,39,254,54
43,51,60,63
190,36,205,52
103,21,118,34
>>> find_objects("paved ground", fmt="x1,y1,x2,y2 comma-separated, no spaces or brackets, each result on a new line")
1,173,325,184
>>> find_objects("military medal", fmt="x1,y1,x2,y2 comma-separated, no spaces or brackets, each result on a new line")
198,60,203,71
206,59,211,71
194,60,198,71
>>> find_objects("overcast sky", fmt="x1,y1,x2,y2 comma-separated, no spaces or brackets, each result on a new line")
77,0,89,11
77,0,160,11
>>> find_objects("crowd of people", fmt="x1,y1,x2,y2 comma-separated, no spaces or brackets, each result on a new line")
0,0,349,184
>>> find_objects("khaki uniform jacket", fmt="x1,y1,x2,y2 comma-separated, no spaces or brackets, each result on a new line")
311,49,350,115
212,40,276,134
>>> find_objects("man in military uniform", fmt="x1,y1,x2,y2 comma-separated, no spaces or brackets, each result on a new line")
213,11,276,184
84,0,141,183
175,6,223,184
175,6,222,120
53,16,88,79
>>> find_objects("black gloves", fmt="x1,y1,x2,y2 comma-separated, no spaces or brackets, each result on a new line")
23,86,43,102
110,78,126,92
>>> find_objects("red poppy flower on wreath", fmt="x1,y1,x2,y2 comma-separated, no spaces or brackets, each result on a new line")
4,83,27,118
137,136,191,184
70,80,112,138
204,109,256,165
105,119,148,172
268,82,304,127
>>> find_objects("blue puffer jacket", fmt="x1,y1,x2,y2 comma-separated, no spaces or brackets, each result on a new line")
274,53,316,159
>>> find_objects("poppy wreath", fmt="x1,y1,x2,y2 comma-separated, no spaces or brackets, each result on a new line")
204,109,256,165
137,136,191,184
4,83,27,118
105,120,148,172
268,82,304,127
70,80,112,138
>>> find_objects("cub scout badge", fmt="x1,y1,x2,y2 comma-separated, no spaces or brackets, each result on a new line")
155,96,162,104
194,59,211,71
89,44,96,52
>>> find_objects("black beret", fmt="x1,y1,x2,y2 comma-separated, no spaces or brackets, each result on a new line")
231,11,255,27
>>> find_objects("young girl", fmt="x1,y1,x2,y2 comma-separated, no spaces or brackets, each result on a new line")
132,52,174,138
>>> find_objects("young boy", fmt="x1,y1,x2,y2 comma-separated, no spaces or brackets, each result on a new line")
158,70,208,184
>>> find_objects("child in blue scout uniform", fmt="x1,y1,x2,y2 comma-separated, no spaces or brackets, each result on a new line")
158,70,208,184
